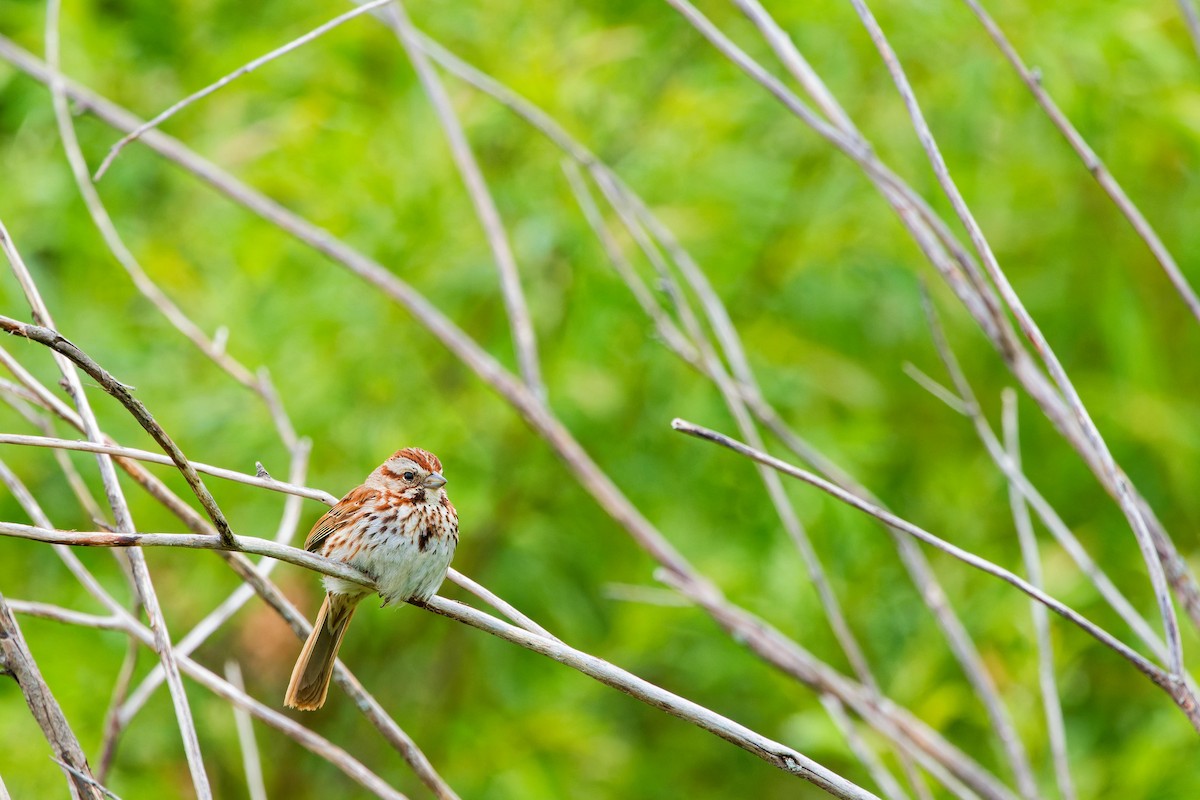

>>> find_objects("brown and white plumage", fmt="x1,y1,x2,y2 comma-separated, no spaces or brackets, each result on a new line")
284,447,458,710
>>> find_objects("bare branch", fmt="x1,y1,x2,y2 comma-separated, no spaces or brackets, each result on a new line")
96,635,139,783
47,761,122,800
3,600,126,632
670,417,1200,731
223,661,268,800
93,0,399,180
9,562,410,800
1176,0,1200,60
578,143,937,789
1002,391,1075,800
915,290,1169,662
575,110,1019,798
0,314,234,543
418,597,880,800
959,0,1200,324
445,568,559,641
844,0,1184,678
0,348,460,799
0,35,1027,797
0,594,103,800
650,0,1200,636
821,696,913,800
376,0,545,398
0,521,877,799
732,0,859,135
1,208,210,800
116,440,313,727
0,433,335,504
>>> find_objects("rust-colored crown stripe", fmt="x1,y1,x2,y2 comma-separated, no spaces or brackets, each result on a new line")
393,447,442,473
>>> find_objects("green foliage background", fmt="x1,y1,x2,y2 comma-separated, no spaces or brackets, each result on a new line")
1,0,1199,797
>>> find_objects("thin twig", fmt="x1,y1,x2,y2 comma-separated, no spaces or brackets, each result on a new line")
732,0,859,134
597,135,883,694
36,602,411,800
96,634,139,782
93,0,398,180
651,568,1016,800
914,290,1168,663
48,760,122,800
116,440,313,726
1002,391,1075,800
958,0,1200,324
2,208,211,800
821,696,912,800
653,0,1200,636
376,0,545,398
0,433,335,504
670,418,1199,731
445,569,559,641
3,600,127,632
573,124,1006,799
845,0,1185,679
10,570,408,800
1176,0,1200,61
579,150,932,790
418,597,880,800
0,346,461,800
902,364,969,415
0,594,103,800
0,314,234,544
224,661,268,800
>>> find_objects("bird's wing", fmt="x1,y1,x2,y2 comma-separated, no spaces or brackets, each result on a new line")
304,486,381,552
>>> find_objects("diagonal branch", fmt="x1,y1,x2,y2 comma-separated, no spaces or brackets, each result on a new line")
0,37,1022,798
93,0,398,181
1175,0,1200,60
0,594,103,800
0,314,234,545
670,418,1200,732
9,598,409,800
0,521,878,800
376,0,545,398
844,0,1184,678
959,0,1200,324
2,207,210,800
1002,391,1076,800
651,0,1200,636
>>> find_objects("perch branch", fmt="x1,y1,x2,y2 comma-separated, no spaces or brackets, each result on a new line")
0,522,878,800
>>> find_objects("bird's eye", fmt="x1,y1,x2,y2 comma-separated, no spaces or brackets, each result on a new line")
403,471,416,481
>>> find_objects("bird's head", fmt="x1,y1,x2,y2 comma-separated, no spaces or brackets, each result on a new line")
367,447,447,503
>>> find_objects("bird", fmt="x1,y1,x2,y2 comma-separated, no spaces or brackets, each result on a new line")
284,447,458,710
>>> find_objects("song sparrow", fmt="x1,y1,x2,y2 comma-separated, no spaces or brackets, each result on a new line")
284,447,458,711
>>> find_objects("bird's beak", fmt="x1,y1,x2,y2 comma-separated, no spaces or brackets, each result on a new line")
424,472,447,489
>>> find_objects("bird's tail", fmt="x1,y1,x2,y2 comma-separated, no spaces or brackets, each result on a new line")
284,593,358,710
